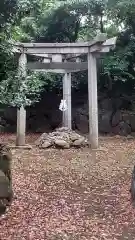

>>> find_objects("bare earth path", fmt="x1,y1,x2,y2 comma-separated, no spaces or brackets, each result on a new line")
0,134,135,239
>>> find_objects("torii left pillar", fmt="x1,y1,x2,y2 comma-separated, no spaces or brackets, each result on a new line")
16,53,27,146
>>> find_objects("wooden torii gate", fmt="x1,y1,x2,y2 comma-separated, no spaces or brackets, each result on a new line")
13,35,116,149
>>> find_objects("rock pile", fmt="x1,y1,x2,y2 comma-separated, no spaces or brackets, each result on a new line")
35,127,88,149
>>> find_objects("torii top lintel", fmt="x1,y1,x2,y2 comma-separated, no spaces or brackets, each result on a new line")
13,36,117,56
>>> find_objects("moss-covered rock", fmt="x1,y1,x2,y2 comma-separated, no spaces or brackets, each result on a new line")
0,144,12,215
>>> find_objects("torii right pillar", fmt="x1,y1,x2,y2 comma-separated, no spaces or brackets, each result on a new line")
88,50,98,149
62,72,71,129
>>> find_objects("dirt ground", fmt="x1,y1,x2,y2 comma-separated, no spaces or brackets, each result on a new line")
0,134,135,239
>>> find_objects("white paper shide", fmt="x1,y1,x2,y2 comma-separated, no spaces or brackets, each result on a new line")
59,99,68,111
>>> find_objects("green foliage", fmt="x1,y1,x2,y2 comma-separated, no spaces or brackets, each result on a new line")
0,70,48,107
1,0,135,107
12,0,63,42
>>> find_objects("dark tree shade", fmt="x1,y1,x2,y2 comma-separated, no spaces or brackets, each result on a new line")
0,0,17,27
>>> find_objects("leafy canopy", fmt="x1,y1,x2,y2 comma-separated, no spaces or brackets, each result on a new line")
1,0,135,106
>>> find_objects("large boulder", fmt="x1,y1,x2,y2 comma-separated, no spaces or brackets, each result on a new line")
99,98,113,111
75,114,89,133
112,121,131,136
98,110,112,133
129,114,135,132
41,141,52,149
73,106,89,134
72,137,85,147
0,144,13,215
73,105,89,134
0,170,10,198
111,110,122,127
49,110,62,129
55,139,70,149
